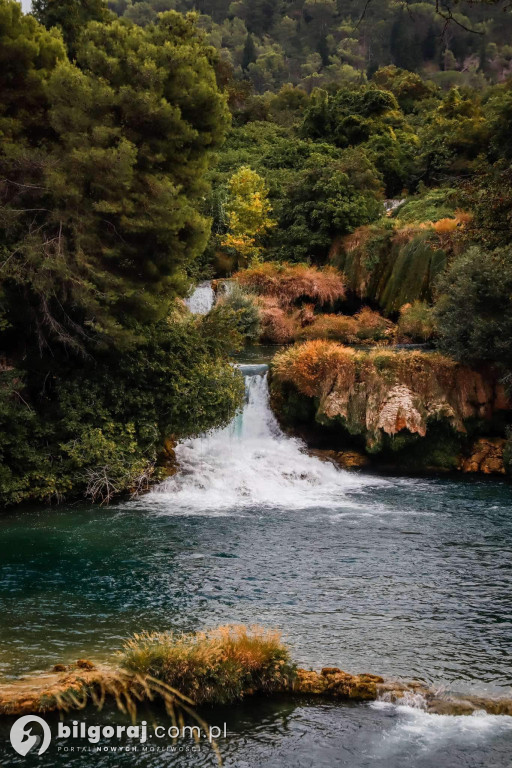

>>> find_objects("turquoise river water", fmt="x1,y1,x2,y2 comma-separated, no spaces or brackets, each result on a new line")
1,365,511,767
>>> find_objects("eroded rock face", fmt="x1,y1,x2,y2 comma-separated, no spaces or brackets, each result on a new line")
272,343,510,462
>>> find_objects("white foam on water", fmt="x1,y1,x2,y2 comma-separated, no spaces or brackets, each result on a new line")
147,369,383,514
370,695,512,757
185,281,215,314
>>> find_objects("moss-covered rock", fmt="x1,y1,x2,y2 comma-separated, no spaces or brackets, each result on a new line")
330,218,459,315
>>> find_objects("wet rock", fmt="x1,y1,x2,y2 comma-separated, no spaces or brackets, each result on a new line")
427,698,478,716
76,659,95,670
157,437,178,477
293,669,383,700
334,451,369,469
461,437,506,475
308,449,369,470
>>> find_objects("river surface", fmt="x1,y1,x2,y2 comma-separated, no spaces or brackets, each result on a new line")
1,365,512,767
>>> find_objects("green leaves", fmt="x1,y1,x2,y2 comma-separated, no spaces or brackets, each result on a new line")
0,3,230,356
0,2,242,504
434,245,512,371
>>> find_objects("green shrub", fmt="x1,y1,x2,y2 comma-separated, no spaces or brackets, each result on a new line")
215,284,261,342
434,245,512,370
395,188,458,224
397,301,437,342
0,313,244,506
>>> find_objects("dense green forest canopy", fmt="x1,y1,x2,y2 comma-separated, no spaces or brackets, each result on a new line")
99,0,512,93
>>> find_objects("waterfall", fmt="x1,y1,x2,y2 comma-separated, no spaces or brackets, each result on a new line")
383,198,405,215
149,365,372,512
185,281,215,314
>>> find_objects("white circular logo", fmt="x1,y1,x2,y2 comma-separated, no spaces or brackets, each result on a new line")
10,715,51,757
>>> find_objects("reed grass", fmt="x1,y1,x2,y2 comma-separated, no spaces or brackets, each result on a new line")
120,624,296,705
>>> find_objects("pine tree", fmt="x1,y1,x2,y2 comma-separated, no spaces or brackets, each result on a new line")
242,32,256,71
0,4,231,356
32,0,110,56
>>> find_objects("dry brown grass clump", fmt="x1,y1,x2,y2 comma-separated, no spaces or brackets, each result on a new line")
235,263,345,308
299,308,393,344
120,625,296,705
257,296,297,343
0,662,194,722
273,340,356,397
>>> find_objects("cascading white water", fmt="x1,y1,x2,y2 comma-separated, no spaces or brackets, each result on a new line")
149,365,374,512
185,281,215,314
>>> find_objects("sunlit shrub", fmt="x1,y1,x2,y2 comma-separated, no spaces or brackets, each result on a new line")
298,314,359,342
120,625,295,705
235,263,345,308
433,217,458,233
298,308,392,344
273,340,356,397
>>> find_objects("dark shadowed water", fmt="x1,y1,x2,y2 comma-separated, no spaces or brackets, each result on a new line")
1,369,511,766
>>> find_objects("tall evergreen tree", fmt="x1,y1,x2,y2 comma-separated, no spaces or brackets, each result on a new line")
0,6,231,357
242,32,256,71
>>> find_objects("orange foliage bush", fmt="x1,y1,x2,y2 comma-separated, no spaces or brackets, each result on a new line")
453,209,472,226
257,297,297,344
298,307,393,344
433,217,459,234
235,263,345,308
273,340,356,397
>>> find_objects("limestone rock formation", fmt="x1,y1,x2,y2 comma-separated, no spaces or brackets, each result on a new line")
271,342,511,471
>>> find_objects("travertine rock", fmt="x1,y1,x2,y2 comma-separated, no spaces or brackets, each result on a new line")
461,437,506,475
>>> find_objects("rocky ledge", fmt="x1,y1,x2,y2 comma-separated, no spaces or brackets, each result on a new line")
271,342,512,475
1,662,511,719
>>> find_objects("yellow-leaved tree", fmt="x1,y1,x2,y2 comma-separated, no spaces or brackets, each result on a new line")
222,166,275,267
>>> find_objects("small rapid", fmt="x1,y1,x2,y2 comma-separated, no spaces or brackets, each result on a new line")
149,365,373,512
370,697,512,760
184,280,215,314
